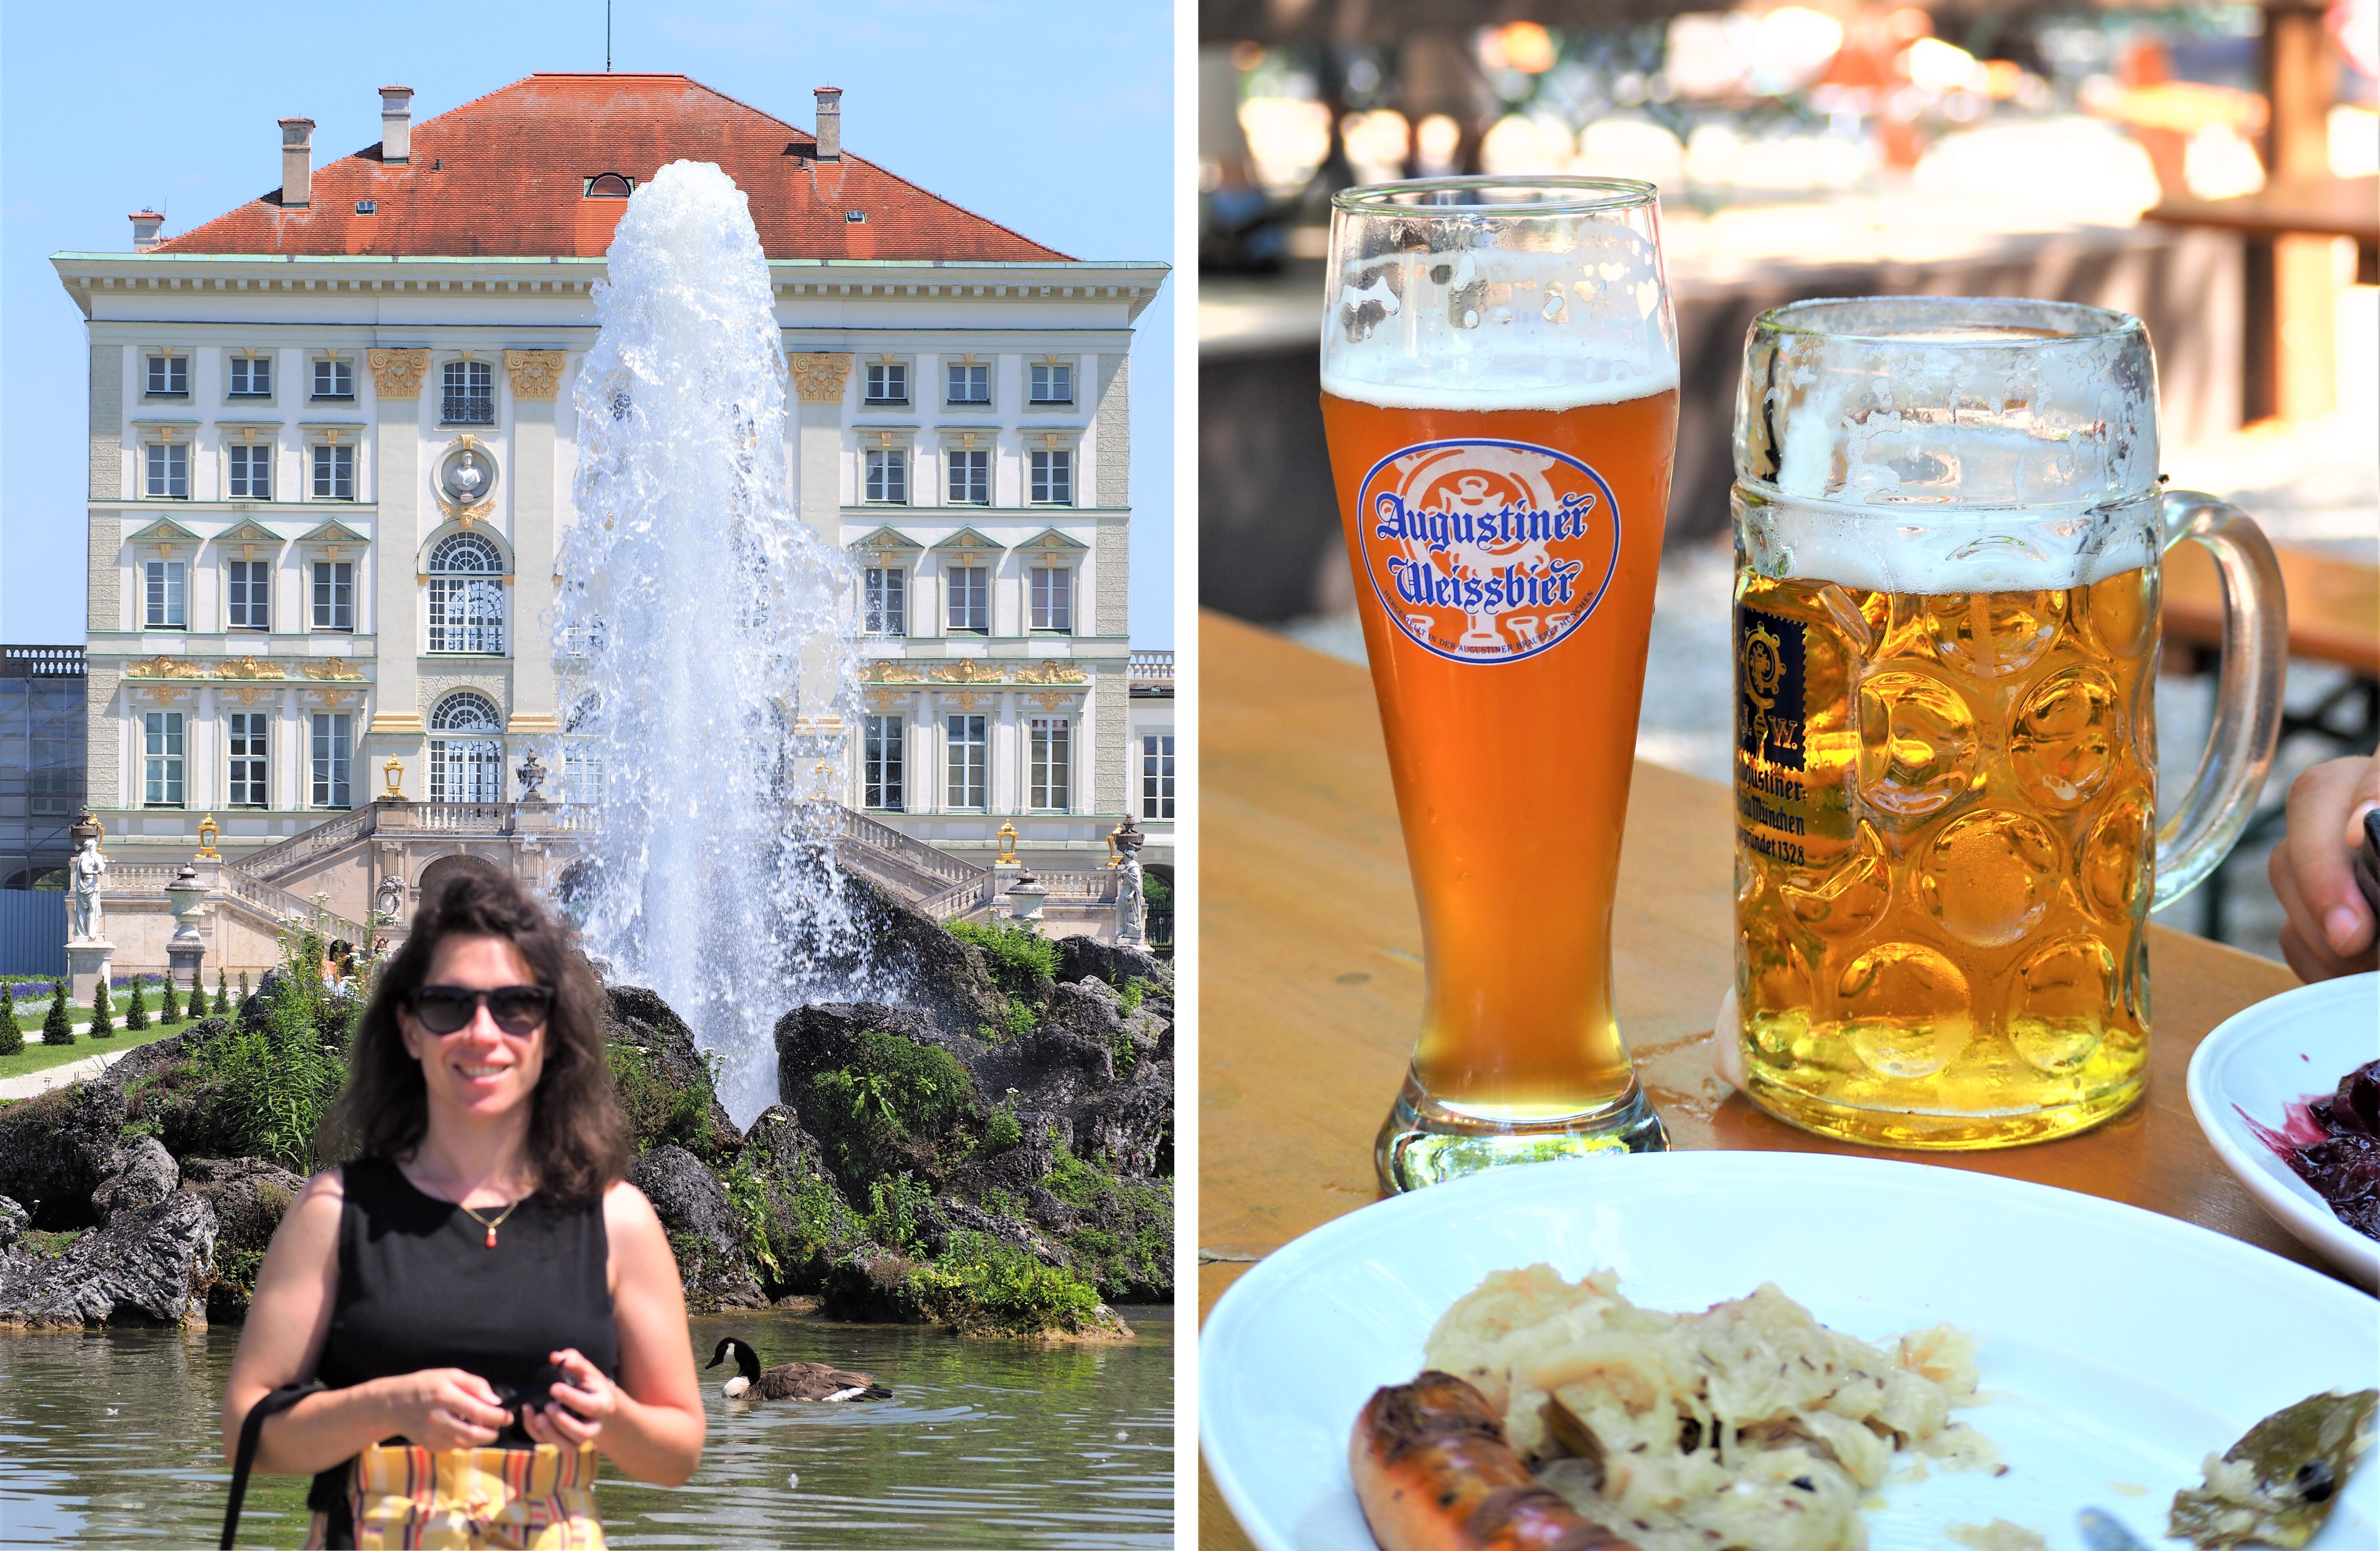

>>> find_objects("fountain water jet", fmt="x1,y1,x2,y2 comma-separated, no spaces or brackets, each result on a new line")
554,160,871,1121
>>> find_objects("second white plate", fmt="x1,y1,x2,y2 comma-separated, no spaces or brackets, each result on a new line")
1200,1152,2378,1551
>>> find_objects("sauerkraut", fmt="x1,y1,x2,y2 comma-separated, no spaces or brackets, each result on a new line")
1422,1265,1994,1551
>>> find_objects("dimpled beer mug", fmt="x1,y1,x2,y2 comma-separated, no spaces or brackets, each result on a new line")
1728,296,2286,1149
1321,177,1680,1191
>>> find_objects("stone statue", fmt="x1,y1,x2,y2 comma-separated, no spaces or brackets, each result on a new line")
1113,816,1146,946
68,835,107,942
515,749,549,803
374,873,408,922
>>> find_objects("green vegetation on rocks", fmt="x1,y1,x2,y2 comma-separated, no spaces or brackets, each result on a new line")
903,1232,1107,1336
1044,1143,1172,1303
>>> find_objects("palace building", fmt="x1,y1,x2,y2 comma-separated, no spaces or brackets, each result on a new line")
55,74,1169,954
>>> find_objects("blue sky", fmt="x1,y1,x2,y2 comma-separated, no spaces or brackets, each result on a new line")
0,0,1175,645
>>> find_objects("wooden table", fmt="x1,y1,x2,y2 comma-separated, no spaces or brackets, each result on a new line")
1197,609,2331,1551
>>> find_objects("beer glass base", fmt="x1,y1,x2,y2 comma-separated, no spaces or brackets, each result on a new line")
1374,1075,1670,1193
1741,1071,2145,1151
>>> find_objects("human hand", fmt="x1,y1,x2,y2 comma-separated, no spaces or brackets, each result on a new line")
520,1348,618,1449
374,1369,512,1450
2269,753,2380,982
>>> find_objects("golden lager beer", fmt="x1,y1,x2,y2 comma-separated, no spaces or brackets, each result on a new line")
1729,299,2286,1149
1322,177,1681,1189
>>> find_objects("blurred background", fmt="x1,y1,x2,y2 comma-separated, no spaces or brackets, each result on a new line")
1198,0,2378,961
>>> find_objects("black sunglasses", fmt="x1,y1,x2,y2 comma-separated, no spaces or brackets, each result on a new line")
409,984,554,1036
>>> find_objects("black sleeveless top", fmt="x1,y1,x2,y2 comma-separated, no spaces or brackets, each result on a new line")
306,1158,619,1518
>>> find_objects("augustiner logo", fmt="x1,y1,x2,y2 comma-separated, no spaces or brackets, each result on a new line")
1357,438,1621,665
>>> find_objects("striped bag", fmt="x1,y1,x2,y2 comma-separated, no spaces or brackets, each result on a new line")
342,1441,604,1550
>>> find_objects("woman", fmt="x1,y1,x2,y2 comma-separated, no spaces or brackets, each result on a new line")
223,870,702,1547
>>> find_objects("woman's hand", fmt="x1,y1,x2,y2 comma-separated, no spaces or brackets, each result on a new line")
2270,754,2380,983
371,1368,514,1451
521,1348,619,1449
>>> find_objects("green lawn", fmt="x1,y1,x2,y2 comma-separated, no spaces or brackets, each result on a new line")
0,1018,190,1084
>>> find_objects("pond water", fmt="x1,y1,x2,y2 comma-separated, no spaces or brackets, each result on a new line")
0,1307,1173,1548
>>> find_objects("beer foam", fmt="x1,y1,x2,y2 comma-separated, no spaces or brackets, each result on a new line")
1740,491,2161,593
1321,238,1679,411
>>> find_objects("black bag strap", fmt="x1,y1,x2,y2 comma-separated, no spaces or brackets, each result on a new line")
220,1383,322,1550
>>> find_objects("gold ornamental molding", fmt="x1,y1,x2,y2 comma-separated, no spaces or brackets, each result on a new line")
1025,690,1081,712
1017,659,1088,685
371,713,426,735
304,687,365,708
933,659,1004,684
435,434,499,527
368,349,429,399
223,685,271,706
216,655,286,680
942,689,990,711
125,655,209,679
862,687,909,712
787,353,853,405
300,660,368,681
865,662,928,684
504,350,566,400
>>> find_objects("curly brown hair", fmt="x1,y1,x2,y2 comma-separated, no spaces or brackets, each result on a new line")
319,868,630,1204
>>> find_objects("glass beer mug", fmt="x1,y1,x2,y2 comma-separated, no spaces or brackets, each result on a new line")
1728,296,2286,1149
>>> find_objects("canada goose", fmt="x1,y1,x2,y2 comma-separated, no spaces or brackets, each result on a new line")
706,1336,891,1402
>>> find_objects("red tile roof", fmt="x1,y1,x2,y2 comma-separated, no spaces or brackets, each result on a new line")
153,73,1071,263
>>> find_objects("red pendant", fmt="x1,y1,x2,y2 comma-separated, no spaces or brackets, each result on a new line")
486,1226,498,1249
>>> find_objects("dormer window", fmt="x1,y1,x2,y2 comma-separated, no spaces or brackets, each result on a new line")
584,173,635,198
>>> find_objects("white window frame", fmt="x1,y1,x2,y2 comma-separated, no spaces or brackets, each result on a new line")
1029,447,1073,506
311,356,355,400
863,447,909,505
227,352,273,399
312,560,355,632
946,447,990,506
227,712,270,808
427,534,506,654
146,353,189,397
227,441,273,500
225,558,271,632
441,358,496,425
428,693,504,804
1141,732,1175,820
864,566,906,637
143,559,187,629
1029,716,1072,812
864,714,905,811
143,710,185,807
863,360,910,406
1029,361,1074,405
1029,565,1073,633
145,440,190,499
946,565,989,633
311,712,353,808
944,360,991,406
311,441,356,501
946,714,987,810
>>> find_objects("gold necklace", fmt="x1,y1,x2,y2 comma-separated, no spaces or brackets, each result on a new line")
455,1194,525,1249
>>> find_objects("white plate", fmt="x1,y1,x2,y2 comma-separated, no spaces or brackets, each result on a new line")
1200,1152,2379,1551
2188,971,2380,1292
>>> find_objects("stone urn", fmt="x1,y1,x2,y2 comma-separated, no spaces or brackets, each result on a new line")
164,863,209,991
1004,866,1048,921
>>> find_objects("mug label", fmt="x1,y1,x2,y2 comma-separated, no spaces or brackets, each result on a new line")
1357,438,1621,664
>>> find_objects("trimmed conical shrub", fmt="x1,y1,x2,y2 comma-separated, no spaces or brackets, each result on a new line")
238,970,251,1009
161,973,183,1024
90,979,115,1038
0,982,22,1058
125,974,151,1029
214,969,231,1017
44,981,75,1045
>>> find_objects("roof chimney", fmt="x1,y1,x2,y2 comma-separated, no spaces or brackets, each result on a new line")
129,211,165,251
279,117,315,208
813,86,842,161
380,86,413,165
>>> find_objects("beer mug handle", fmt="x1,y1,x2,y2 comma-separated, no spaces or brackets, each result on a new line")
2150,490,2289,911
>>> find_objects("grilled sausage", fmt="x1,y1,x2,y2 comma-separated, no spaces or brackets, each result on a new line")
1350,1372,1641,1551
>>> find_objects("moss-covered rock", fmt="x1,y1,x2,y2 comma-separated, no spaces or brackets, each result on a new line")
627,1143,764,1310
603,987,742,1164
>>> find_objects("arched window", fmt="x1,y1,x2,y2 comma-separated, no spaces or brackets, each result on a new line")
584,173,635,198
428,691,504,804
428,533,505,655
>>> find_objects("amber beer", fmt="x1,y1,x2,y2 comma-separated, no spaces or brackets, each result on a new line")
1324,387,1678,1122
1733,566,2159,1148
1726,295,2287,1150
